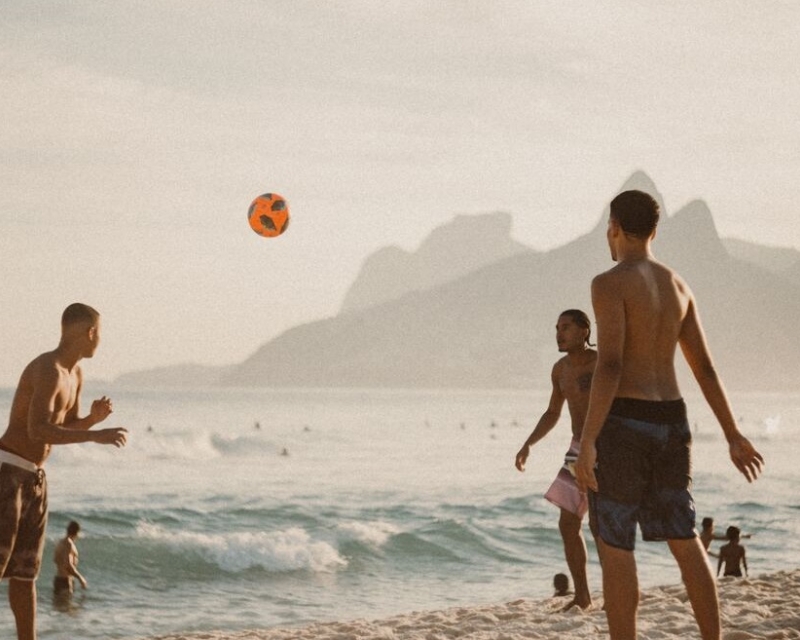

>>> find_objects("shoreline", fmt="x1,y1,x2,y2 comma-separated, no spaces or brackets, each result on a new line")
143,569,800,640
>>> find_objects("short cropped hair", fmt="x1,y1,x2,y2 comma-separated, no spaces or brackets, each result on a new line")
702,517,714,529
560,309,595,347
610,190,660,239
61,303,100,328
67,521,81,536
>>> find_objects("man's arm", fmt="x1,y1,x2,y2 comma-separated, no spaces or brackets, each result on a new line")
678,296,764,482
515,363,565,471
63,373,113,431
575,274,626,492
27,367,126,447
742,548,748,576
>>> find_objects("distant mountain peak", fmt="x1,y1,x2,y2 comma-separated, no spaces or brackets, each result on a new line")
340,211,531,314
589,170,667,234
667,199,720,238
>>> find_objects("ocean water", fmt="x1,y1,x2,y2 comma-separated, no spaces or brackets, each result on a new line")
0,385,796,639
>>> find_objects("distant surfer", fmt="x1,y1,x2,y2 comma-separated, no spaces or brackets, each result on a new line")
575,190,764,640
515,309,597,610
0,303,128,640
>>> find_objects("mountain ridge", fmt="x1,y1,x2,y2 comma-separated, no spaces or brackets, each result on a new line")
114,173,800,391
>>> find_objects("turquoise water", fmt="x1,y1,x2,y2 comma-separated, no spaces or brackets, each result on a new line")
0,386,796,639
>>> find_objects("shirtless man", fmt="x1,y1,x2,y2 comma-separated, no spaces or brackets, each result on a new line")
700,517,751,557
717,526,748,578
53,521,87,597
574,190,764,640
515,309,597,609
0,303,128,640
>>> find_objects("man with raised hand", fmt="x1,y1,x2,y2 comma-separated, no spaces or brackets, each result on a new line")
0,303,128,640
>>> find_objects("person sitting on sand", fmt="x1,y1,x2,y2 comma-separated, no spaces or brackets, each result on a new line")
717,526,748,578
553,573,571,597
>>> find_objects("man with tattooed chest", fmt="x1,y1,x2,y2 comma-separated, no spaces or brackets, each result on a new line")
515,309,597,610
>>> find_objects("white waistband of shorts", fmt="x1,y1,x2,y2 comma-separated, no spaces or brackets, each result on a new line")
0,449,40,473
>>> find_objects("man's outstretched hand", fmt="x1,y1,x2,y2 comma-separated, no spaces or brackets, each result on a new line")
729,435,764,482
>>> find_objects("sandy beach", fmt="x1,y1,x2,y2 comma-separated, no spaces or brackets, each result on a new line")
145,569,799,640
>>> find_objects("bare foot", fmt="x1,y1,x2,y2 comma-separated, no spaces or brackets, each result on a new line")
561,596,592,612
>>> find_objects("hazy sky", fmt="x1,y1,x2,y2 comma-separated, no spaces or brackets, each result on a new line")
1,1,798,386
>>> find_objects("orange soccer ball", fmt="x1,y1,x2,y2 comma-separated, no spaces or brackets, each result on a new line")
247,193,290,237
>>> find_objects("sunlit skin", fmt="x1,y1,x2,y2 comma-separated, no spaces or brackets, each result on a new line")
575,200,764,640
515,313,597,610
54,525,88,593
0,310,127,640
717,530,748,578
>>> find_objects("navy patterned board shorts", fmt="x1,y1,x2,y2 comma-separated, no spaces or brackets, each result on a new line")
0,460,48,581
588,397,695,551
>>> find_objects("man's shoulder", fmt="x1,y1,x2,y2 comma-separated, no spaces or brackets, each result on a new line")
26,350,59,371
591,265,627,291
22,352,61,384
552,355,571,373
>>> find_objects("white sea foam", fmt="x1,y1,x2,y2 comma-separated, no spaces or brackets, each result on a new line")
336,520,400,546
763,414,781,435
5,387,794,640
136,521,346,573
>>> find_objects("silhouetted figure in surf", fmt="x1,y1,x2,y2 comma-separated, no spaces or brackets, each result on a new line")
53,520,88,600
553,572,571,597
717,526,748,578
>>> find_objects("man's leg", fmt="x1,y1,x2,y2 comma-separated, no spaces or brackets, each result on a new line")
559,508,591,608
668,537,720,640
596,538,638,640
9,578,36,640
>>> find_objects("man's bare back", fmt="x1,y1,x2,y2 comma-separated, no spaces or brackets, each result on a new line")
53,537,78,578
574,189,763,640
590,257,690,402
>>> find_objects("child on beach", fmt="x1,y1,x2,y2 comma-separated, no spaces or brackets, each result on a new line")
553,573,571,597
702,517,752,558
717,526,748,578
